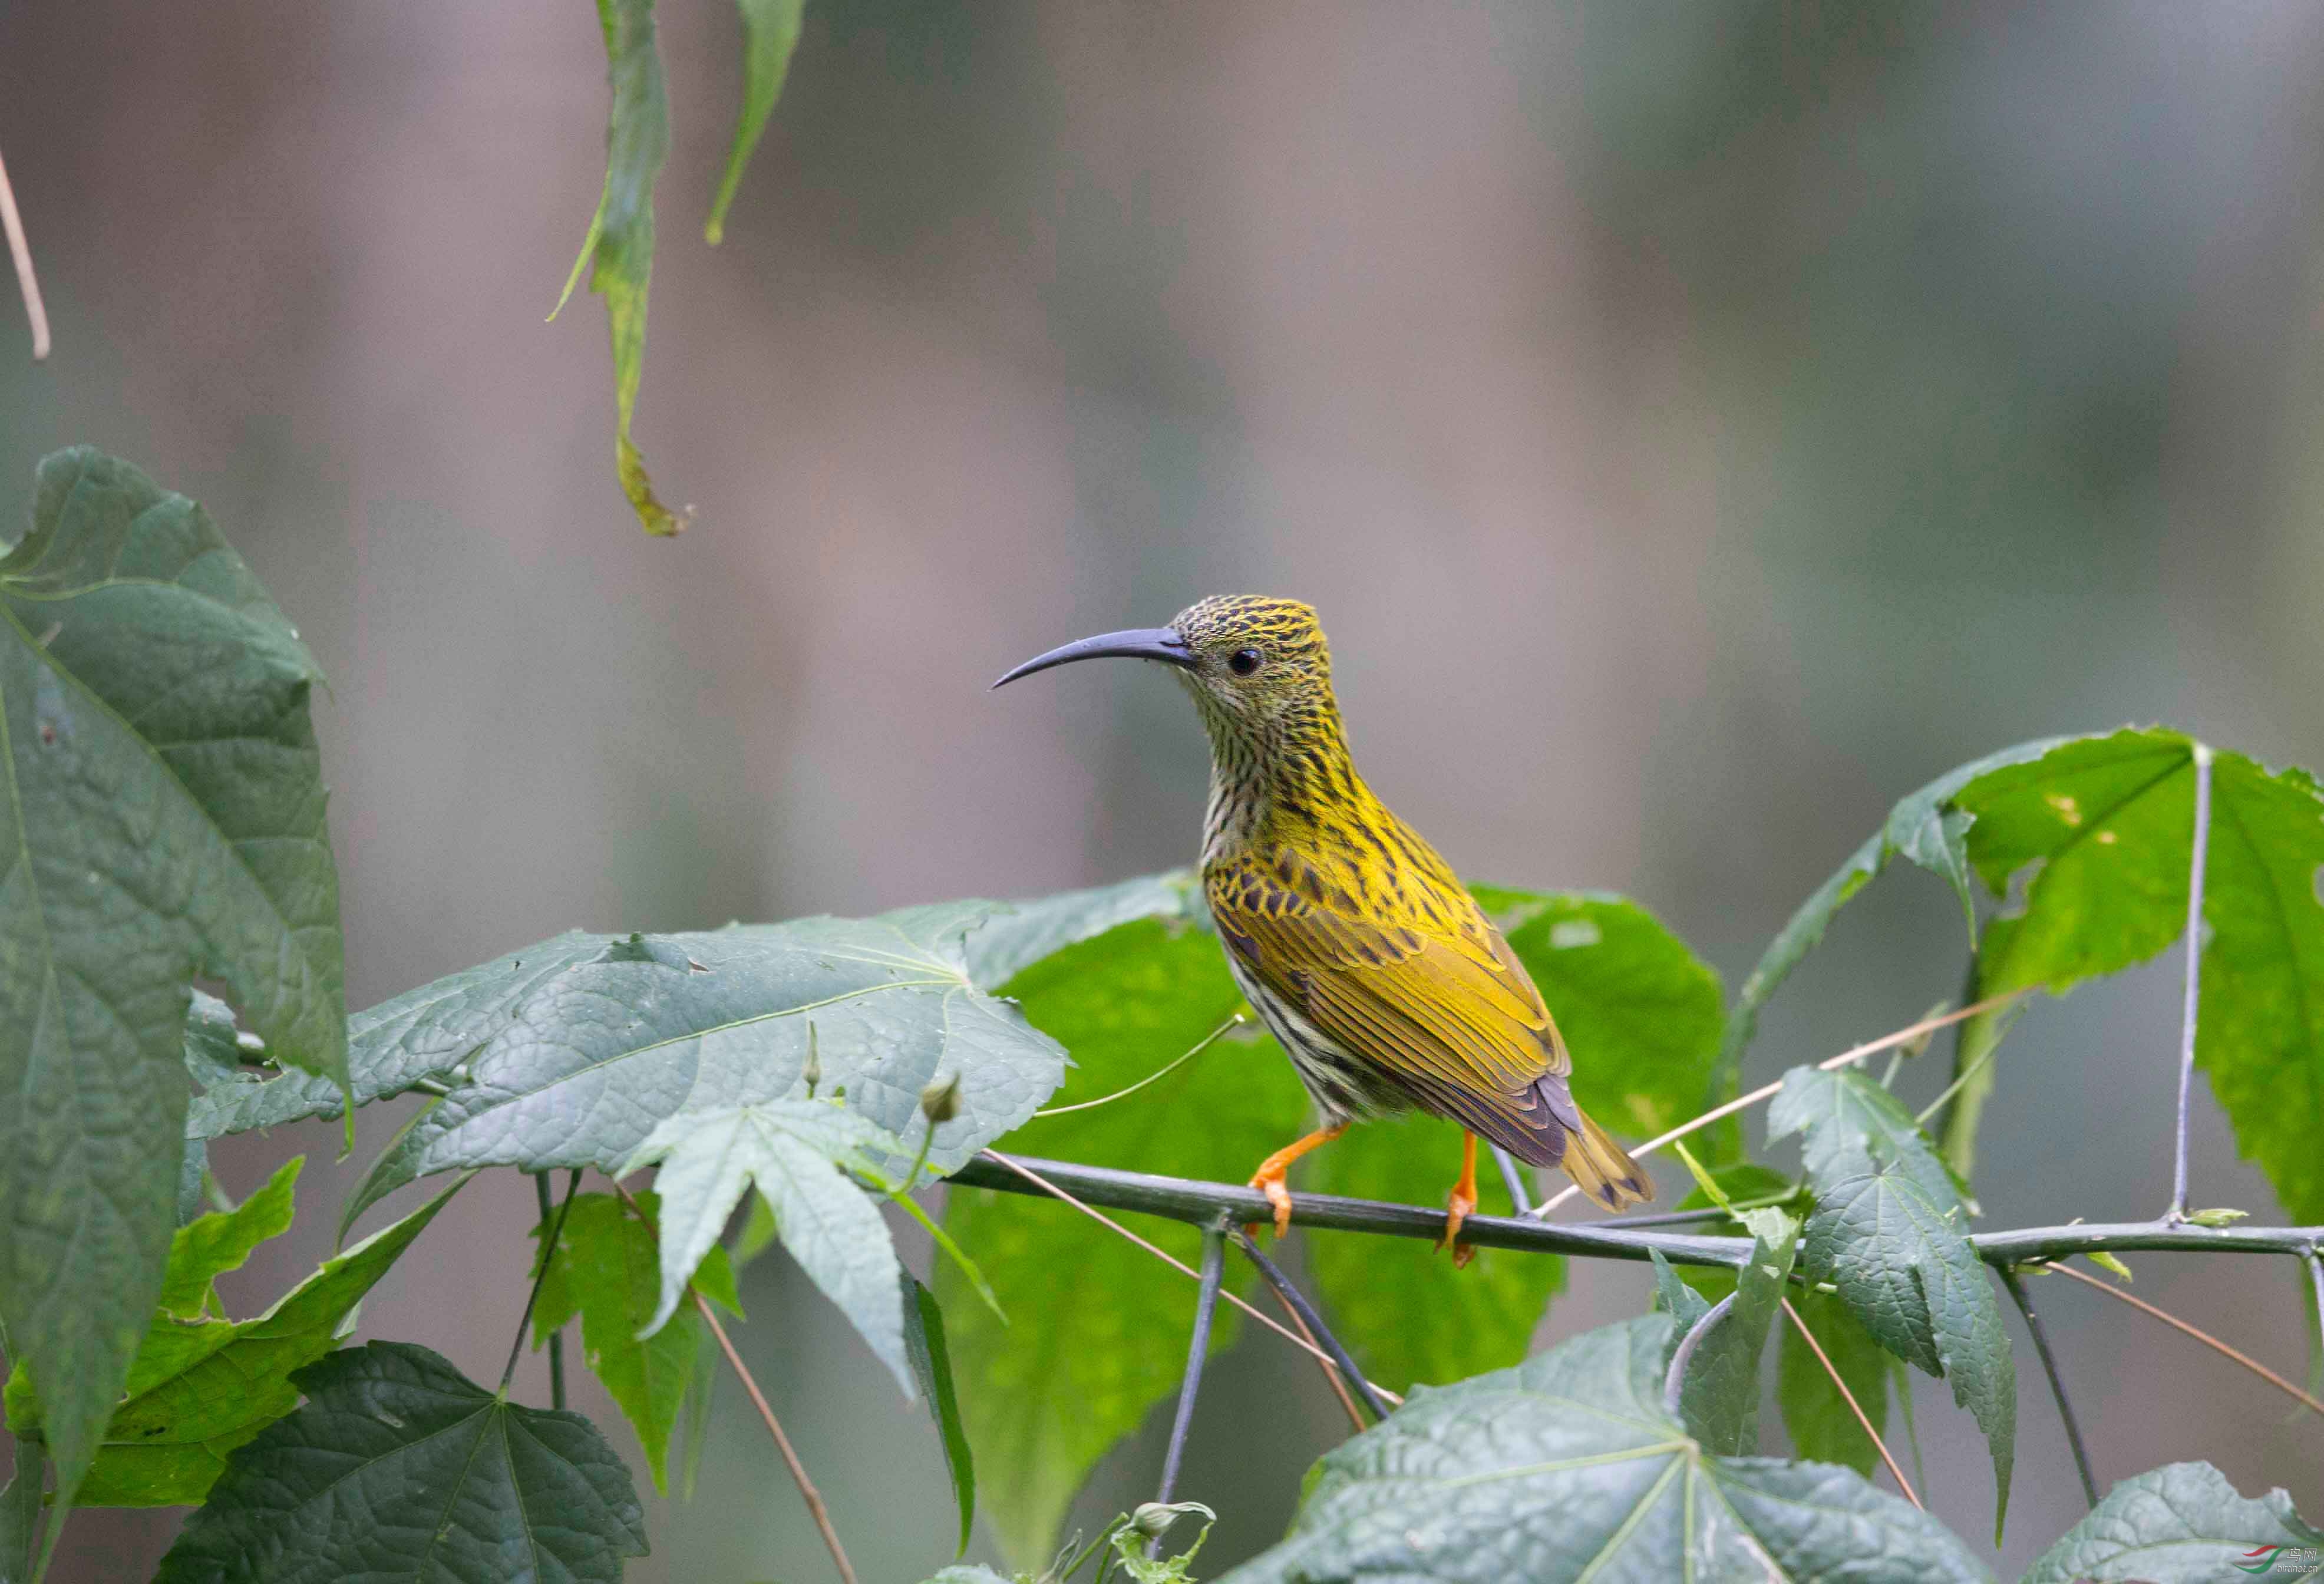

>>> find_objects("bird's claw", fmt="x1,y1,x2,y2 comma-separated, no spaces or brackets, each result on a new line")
1440,1186,1477,1268
1250,1174,1295,1239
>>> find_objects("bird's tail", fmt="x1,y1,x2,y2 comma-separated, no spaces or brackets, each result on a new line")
1562,1107,1652,1210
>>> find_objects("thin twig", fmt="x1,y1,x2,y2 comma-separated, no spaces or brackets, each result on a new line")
533,1173,567,1410
0,144,48,360
1034,1014,1243,1117
608,1177,859,1584
1999,1267,2097,1509
2169,744,2216,1222
1148,1222,1226,1557
1530,994,2023,1219
974,1150,1401,1406
1489,1144,1534,1217
501,1173,580,1394
2044,1260,2323,1418
1781,1298,1921,1508
1267,1278,1365,1433
1231,1229,1392,1423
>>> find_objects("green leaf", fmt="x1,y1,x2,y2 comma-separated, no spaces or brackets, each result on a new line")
1799,1170,2015,1537
2019,1460,2322,1583
1471,887,1725,1141
529,1190,737,1494
180,989,255,1093
573,0,683,536
3,1174,460,1507
1715,737,2065,1097
962,872,1207,990
1776,1286,1889,1476
1303,1114,1565,1394
625,1100,912,1393
1675,1206,1799,1457
901,1272,975,1558
0,447,346,1503
1768,1064,1969,1215
1214,1315,1989,1584
1,1434,41,1583
705,0,807,244
340,903,1068,1233
155,1157,300,1320
154,1341,646,1583
922,1570,1015,1584
942,910,1305,1570
1650,1249,1711,1334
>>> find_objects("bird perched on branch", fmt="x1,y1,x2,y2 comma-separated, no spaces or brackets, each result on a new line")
995,595,1650,1261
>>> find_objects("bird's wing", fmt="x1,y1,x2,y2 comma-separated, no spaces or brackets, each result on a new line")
1204,840,1577,1126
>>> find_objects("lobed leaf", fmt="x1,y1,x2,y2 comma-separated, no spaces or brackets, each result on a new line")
154,1341,646,1583
154,1157,300,1321
0,447,345,1503
3,1175,460,1507
1676,1206,1799,1456
1216,1315,1988,1584
2018,1460,2323,1584
1768,1064,1969,1215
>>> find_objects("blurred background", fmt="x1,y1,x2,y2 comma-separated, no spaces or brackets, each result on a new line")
4,0,2323,1576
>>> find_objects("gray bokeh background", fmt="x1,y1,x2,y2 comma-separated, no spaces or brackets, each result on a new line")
4,1,2322,1577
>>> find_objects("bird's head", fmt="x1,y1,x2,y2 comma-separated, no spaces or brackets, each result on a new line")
993,594,1339,748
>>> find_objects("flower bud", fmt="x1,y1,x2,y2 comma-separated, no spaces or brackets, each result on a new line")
801,1024,823,1099
2184,1206,2249,1228
919,1072,962,1126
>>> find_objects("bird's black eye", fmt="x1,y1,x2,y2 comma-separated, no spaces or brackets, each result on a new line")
1227,648,1262,676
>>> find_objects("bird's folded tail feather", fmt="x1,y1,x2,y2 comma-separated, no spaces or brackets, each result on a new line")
1563,1108,1652,1210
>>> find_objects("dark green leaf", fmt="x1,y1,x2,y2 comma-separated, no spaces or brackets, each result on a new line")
1800,1170,2015,1537
529,1190,738,1494
1677,1207,1798,1456
1472,887,1724,1142
156,1157,300,1319
705,0,807,244
942,912,1304,1570
1,1434,41,1583
1650,1248,1711,1336
154,1341,646,1583
0,447,345,1502
901,1272,975,1557
180,989,254,1092
675,1306,718,1503
1215,1315,1988,1584
1768,1064,1968,1215
569,0,682,535
1715,737,2064,1097
339,903,1067,1233
1305,1112,1565,1394
623,1100,910,1394
2019,1460,2322,1584
3,1175,460,1507
1777,1286,1889,1476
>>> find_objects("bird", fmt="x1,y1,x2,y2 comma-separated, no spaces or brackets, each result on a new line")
993,595,1650,1261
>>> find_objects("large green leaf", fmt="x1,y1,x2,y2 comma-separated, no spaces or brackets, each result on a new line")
622,1100,911,1394
1768,1064,1969,1216
2018,1461,2323,1583
1714,737,2063,1098
155,1157,300,1320
1302,1113,1565,1395
1216,1315,1989,1584
3,1175,460,1507
704,0,807,244
529,1190,740,1494
154,1341,646,1583
941,909,1305,1571
0,447,345,1502
1777,1286,1890,1476
340,904,1067,1232
560,0,682,535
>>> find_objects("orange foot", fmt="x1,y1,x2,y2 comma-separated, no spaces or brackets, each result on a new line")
1246,1124,1348,1239
1439,1131,1480,1269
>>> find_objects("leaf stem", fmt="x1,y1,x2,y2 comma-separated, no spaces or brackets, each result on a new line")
1780,1298,1922,1509
501,1172,581,1395
2042,1259,2323,1418
1032,1013,1244,1117
0,143,49,359
1998,1266,2096,1510
1149,1222,1226,1554
1529,994,2023,1219
1231,1229,1392,1424
2168,742,2216,1222
533,1173,568,1411
973,1150,1402,1405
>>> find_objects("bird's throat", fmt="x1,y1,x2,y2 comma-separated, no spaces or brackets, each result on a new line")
1199,714,1368,862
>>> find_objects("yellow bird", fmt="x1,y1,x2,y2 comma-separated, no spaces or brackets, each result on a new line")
996,595,1650,1259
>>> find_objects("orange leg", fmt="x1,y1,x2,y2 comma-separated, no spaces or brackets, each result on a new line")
1441,1132,1479,1268
1247,1124,1348,1238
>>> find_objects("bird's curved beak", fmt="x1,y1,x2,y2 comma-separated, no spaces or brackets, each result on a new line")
991,627,1194,689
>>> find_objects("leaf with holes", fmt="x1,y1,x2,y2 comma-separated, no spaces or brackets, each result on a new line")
1214,1315,1988,1584
0,447,345,1503
2019,1460,2322,1584
154,1341,646,1583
